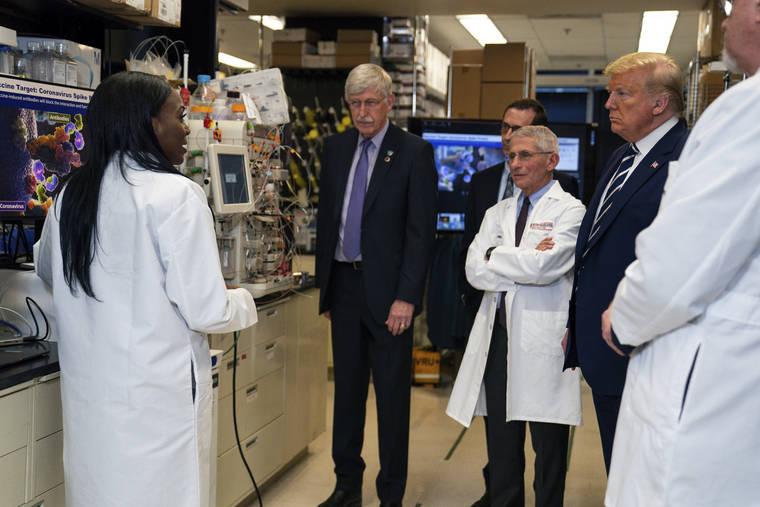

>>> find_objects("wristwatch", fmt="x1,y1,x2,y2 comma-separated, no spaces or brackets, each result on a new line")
485,246,496,260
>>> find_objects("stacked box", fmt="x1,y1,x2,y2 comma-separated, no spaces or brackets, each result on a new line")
450,49,483,118
479,43,533,119
698,0,726,58
272,31,319,68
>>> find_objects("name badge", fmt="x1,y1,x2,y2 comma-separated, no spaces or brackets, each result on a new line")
530,221,553,231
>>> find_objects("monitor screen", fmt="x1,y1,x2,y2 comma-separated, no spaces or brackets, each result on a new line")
218,153,250,205
408,118,592,231
207,144,254,215
0,76,92,217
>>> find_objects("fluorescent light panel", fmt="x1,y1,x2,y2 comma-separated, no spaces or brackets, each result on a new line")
247,15,285,31
456,15,506,46
637,10,679,53
218,52,256,69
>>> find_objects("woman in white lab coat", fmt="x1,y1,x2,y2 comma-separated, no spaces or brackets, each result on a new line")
34,71,257,507
446,180,584,428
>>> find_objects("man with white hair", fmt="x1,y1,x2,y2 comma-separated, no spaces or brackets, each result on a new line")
601,1,760,505
315,63,437,507
448,126,584,507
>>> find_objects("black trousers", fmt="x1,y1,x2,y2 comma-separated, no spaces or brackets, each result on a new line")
483,324,569,507
591,391,622,474
328,262,413,504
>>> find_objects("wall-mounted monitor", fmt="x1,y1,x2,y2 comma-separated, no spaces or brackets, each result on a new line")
407,118,594,231
207,144,254,215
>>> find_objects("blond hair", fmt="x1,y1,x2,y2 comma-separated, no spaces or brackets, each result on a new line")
605,52,684,114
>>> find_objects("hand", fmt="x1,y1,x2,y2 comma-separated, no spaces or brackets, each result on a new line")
535,237,555,251
601,302,625,357
385,299,414,336
322,311,331,321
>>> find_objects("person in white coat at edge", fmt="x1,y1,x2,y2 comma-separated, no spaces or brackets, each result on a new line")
600,1,760,505
447,126,585,507
33,71,258,507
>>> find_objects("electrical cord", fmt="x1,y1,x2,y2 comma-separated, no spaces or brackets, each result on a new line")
0,297,49,344
231,330,263,506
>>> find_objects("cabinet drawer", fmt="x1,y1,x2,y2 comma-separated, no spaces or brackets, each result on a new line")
250,337,284,381
0,387,31,457
34,376,62,440
33,430,63,497
0,446,27,507
247,303,287,345
216,416,284,507
217,348,251,399
217,368,284,455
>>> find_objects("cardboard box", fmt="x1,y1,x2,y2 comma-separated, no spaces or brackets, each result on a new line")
17,36,102,89
383,42,414,59
302,54,336,68
412,347,440,385
272,54,304,68
123,0,182,27
73,0,149,15
336,42,379,56
480,82,526,119
0,25,18,48
318,41,336,55
450,65,482,118
482,43,528,83
452,49,484,65
337,29,378,44
273,28,320,44
336,54,379,68
698,0,726,58
271,41,317,55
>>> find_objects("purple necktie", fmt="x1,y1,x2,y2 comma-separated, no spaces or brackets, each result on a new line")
499,195,531,328
342,138,373,261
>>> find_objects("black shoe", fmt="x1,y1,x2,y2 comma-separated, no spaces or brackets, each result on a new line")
471,490,490,507
379,503,401,507
317,488,362,507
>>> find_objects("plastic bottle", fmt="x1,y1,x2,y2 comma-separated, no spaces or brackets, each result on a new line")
13,48,30,78
47,40,66,85
227,90,247,121
55,41,78,87
28,41,49,82
0,46,13,75
188,74,215,120
212,90,231,121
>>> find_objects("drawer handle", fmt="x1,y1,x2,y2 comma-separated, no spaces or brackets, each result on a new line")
246,436,258,448
265,343,276,351
266,309,278,317
246,385,258,396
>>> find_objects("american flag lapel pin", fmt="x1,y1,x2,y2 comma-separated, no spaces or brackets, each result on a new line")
651,161,659,168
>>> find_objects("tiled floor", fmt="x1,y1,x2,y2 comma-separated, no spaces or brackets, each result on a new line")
257,376,607,506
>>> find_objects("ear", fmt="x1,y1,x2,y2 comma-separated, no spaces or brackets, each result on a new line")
652,94,670,116
547,152,559,171
387,92,396,109
151,116,161,137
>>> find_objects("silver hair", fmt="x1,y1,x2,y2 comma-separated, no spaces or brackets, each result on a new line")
510,125,559,154
345,63,393,101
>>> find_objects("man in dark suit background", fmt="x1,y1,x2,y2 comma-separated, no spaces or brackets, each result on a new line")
315,63,437,507
562,52,690,474
459,98,578,507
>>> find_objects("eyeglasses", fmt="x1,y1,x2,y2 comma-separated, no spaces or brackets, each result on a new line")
348,99,384,110
501,122,523,133
508,150,553,161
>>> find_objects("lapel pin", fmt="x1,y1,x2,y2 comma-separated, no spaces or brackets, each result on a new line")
651,161,659,168
385,150,394,162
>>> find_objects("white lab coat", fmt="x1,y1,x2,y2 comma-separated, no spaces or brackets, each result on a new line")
34,156,257,507
447,181,584,427
605,72,760,507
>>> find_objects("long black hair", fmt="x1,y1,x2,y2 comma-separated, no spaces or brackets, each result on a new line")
57,71,182,298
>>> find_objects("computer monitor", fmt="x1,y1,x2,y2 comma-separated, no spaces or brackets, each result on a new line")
207,144,254,215
407,118,593,231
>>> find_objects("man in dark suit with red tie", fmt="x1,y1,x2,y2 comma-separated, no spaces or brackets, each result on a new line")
562,52,690,474
459,98,578,507
315,63,437,507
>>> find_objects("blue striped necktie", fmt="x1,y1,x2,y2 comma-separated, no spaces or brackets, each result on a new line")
585,143,639,253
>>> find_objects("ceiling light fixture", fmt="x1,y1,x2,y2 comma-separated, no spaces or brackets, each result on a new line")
247,15,285,31
218,51,257,69
637,11,679,53
456,15,507,46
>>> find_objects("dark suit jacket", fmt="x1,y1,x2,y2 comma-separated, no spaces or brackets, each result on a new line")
316,123,437,325
458,162,580,316
563,119,689,395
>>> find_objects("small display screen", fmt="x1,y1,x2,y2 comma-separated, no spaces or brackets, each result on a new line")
218,153,250,204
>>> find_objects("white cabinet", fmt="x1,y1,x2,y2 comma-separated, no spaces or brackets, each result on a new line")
0,373,64,507
209,288,328,507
